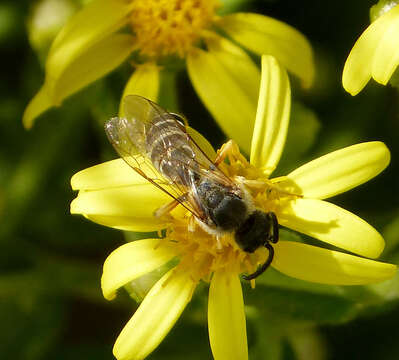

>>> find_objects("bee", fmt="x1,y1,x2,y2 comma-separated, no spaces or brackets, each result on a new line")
105,95,279,280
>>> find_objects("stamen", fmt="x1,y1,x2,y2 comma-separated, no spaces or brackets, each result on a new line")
130,0,219,58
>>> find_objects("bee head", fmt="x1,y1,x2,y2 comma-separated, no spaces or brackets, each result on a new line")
235,210,278,253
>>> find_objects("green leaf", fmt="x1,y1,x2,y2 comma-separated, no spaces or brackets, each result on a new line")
246,283,357,325
0,297,64,360
217,0,255,15
243,267,389,325
248,317,284,360
382,211,399,254
0,100,86,240
286,326,327,360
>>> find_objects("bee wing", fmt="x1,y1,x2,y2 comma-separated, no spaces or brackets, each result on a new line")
104,98,205,219
184,124,237,188
123,96,226,215
121,96,218,175
106,95,163,158
105,116,158,178
106,95,238,222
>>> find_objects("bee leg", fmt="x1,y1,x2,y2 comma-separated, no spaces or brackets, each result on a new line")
270,175,290,183
266,212,279,244
242,243,274,281
241,179,268,190
188,216,196,232
214,140,240,165
215,235,223,251
214,140,232,165
268,177,304,198
244,178,302,198
154,198,181,218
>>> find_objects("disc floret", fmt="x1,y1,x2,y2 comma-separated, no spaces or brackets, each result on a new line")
164,140,298,284
131,0,219,58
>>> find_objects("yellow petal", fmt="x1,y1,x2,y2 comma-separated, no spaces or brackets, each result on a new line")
47,0,132,83
187,35,260,154
372,11,399,84
52,33,134,104
83,214,166,232
25,33,134,128
250,55,290,175
113,269,196,360
71,141,213,193
276,142,390,199
71,159,148,191
102,239,178,300
70,185,170,230
120,63,160,116
272,241,397,285
23,85,52,129
343,4,399,95
278,198,384,258
208,270,248,360
217,13,314,88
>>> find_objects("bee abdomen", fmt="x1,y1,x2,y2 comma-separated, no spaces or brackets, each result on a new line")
146,115,195,182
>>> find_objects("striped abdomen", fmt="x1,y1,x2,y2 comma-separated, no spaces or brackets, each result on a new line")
145,114,196,183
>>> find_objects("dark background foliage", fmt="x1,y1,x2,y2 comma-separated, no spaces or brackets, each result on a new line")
1,0,398,359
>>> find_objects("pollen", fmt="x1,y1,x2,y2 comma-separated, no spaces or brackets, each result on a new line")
167,219,269,284
130,0,219,58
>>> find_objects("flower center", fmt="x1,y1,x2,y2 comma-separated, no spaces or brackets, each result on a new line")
130,0,219,58
167,219,269,284
164,141,298,284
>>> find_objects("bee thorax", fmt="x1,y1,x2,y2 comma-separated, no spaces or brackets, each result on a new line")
197,180,247,231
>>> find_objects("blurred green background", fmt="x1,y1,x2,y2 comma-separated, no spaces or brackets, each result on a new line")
1,0,399,359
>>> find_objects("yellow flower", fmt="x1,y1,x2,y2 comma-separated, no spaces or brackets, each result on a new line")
23,0,314,150
343,2,399,95
71,55,396,360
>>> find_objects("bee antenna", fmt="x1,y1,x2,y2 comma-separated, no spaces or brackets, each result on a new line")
242,243,274,281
